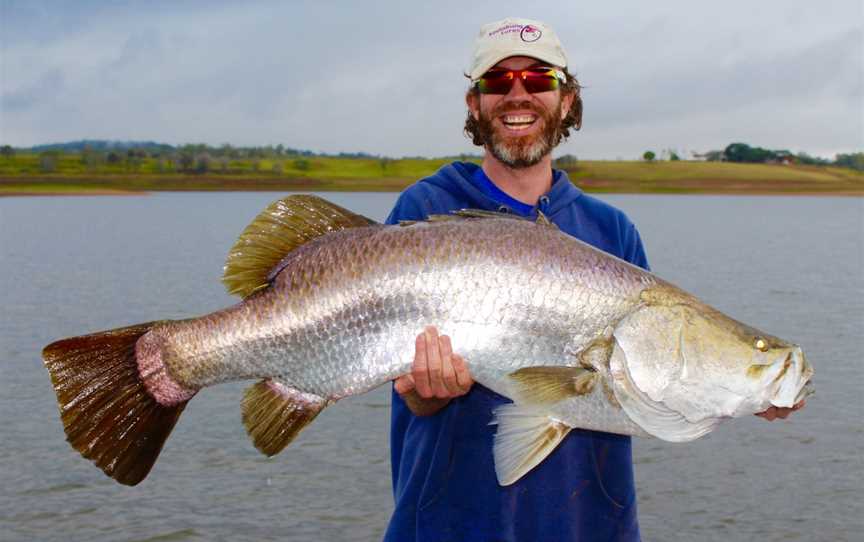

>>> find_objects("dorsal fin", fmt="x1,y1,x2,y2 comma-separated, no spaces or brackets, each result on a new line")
450,209,557,228
399,209,557,229
452,209,528,220
222,195,377,297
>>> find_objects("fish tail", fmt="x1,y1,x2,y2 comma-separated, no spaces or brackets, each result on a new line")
42,321,194,486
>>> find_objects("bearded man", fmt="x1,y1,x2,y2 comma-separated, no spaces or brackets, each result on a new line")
381,18,645,541
382,17,802,541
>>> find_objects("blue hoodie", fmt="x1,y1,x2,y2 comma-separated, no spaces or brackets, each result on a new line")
383,162,648,542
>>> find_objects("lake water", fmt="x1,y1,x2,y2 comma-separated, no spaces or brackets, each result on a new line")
1,192,862,542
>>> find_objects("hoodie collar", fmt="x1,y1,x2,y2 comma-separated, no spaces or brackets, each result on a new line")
429,161,583,218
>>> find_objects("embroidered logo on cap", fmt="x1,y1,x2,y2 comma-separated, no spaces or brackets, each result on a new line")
520,25,542,42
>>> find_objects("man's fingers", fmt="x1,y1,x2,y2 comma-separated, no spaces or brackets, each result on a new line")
756,408,777,421
438,334,460,395
424,326,448,398
451,353,474,394
756,404,802,421
394,374,415,395
413,332,432,398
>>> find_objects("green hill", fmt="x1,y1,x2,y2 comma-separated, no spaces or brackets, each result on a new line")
0,153,861,196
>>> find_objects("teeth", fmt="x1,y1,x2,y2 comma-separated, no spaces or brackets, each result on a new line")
503,115,535,124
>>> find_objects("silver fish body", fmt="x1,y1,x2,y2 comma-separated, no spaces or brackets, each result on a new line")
150,218,645,418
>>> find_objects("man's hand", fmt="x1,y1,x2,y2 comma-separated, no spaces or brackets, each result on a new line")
755,400,806,421
394,326,474,416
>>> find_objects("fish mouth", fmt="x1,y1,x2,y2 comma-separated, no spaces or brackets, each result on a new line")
770,348,814,408
795,379,815,403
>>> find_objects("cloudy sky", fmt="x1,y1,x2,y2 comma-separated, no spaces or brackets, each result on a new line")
1,0,861,159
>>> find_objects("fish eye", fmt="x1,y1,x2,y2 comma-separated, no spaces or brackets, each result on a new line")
755,338,768,352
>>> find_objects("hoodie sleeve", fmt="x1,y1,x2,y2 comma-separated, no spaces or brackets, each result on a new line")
623,223,650,271
385,186,435,225
386,180,463,225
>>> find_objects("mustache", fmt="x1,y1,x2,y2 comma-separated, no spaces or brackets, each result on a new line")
491,100,546,117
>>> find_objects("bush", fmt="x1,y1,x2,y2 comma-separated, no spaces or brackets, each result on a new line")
554,154,579,169
39,151,61,173
835,152,864,171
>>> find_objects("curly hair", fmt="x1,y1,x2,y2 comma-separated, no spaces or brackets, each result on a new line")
463,67,582,147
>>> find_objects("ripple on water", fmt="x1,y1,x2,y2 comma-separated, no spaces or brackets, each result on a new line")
128,529,201,542
16,482,90,496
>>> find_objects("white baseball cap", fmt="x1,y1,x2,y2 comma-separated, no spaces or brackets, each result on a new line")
468,17,568,80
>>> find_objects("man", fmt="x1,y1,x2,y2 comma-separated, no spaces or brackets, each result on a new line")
383,18,802,541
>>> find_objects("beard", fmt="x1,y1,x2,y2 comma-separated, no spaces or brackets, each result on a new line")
476,99,564,168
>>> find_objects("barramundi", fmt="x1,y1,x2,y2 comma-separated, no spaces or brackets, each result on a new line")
43,195,814,486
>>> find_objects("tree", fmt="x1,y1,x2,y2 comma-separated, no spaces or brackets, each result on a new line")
835,152,864,171
125,149,143,172
379,157,392,174
795,152,829,166
1,144,15,158
82,148,103,172
178,152,195,171
39,151,59,173
643,151,656,162
554,154,578,169
194,153,212,173
724,142,777,163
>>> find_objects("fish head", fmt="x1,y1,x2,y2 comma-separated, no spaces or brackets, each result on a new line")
611,285,814,438
675,303,814,414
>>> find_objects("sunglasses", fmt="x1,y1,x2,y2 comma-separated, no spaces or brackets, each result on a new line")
474,67,566,95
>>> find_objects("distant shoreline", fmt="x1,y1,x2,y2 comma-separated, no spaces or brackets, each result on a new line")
1,159,861,196
2,185,861,197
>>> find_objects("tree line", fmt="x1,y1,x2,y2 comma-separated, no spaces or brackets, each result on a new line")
696,143,863,171
0,142,396,175
2,141,862,173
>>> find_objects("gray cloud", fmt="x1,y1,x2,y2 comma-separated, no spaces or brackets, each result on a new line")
1,68,64,112
587,29,863,127
1,0,861,158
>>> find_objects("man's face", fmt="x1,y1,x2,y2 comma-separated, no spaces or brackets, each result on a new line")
468,56,573,168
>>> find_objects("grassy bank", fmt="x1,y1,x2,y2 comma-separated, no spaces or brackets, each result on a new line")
1,154,861,195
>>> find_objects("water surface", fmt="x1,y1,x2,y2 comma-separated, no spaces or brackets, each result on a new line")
1,193,861,541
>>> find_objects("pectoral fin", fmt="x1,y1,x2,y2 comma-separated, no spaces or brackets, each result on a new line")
509,366,600,405
492,404,571,485
241,380,329,456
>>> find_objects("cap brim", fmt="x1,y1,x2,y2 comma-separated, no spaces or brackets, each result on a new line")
470,46,567,80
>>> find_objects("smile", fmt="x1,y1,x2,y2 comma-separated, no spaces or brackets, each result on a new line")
500,114,538,131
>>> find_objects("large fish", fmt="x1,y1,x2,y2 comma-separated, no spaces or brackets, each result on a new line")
43,195,814,486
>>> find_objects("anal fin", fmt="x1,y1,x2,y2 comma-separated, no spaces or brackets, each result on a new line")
241,380,329,457
492,404,571,486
